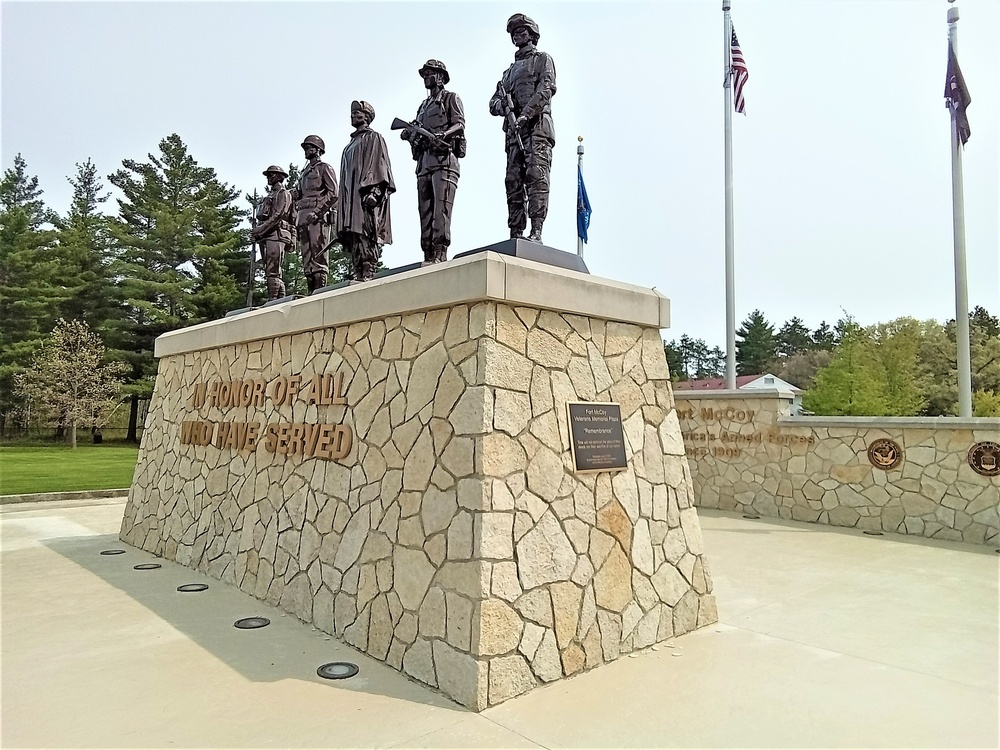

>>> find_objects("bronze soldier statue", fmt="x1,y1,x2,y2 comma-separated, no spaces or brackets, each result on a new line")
252,165,294,300
292,135,338,294
337,101,395,282
398,59,466,265
489,13,557,243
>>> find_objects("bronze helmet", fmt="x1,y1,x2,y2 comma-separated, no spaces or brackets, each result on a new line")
506,13,540,41
262,165,288,178
418,59,450,84
300,135,326,154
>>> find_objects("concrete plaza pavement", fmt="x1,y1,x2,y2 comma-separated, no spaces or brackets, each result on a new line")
2,497,997,748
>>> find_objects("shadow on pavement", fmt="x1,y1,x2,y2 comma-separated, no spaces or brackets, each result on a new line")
44,532,464,713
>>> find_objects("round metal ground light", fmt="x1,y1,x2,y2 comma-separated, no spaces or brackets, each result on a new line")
234,617,270,629
177,583,209,593
317,662,359,680
133,563,162,570
100,549,126,555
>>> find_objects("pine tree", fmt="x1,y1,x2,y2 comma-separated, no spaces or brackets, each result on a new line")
0,155,60,434
54,159,120,333
811,321,837,350
663,340,686,381
735,310,776,375
107,134,245,440
775,317,813,358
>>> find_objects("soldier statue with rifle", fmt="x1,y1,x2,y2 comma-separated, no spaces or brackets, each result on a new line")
390,59,466,265
488,13,557,243
252,165,294,301
292,135,339,294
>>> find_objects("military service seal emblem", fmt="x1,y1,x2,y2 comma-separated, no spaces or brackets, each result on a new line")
867,438,903,470
968,441,1000,477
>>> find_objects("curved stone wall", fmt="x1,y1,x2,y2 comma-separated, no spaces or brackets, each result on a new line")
676,392,999,545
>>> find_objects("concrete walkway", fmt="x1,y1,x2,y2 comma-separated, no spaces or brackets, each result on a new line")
2,498,996,748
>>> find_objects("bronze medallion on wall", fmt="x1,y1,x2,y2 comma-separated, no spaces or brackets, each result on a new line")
967,441,1000,477
867,438,903,470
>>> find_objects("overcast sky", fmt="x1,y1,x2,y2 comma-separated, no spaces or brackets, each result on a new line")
2,0,997,347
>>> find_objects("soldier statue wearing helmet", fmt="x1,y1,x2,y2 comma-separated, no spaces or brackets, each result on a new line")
252,165,294,300
489,13,557,243
337,101,395,283
398,59,466,265
292,135,339,294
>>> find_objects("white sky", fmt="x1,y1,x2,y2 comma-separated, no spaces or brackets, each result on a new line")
2,0,997,347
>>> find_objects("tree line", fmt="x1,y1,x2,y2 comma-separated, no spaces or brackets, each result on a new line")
665,308,1000,416
3,137,997,441
1,136,309,440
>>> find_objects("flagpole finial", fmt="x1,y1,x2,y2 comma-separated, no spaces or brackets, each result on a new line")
722,0,731,10
577,136,584,156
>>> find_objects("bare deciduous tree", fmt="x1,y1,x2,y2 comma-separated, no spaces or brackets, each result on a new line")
14,319,127,448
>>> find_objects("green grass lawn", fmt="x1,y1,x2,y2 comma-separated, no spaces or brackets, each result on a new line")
0,445,139,496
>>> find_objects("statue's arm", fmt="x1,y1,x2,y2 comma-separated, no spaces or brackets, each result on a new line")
521,54,556,121
316,164,339,216
488,80,505,117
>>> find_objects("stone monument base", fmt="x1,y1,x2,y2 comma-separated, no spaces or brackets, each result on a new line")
121,251,717,709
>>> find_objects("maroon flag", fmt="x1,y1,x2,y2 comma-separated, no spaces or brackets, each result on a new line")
944,41,971,145
730,25,749,114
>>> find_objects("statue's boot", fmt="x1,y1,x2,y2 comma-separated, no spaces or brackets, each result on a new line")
434,244,449,263
527,219,543,243
421,243,435,266
305,275,316,295
510,229,524,239
314,272,327,291
266,277,280,301
359,262,375,282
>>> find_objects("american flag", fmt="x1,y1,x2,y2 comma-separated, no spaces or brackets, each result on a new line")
730,25,749,114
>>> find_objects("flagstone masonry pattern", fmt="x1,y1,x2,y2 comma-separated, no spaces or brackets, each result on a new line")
676,394,999,546
121,302,716,710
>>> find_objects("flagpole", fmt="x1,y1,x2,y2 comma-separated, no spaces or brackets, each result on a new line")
948,0,972,417
577,136,585,258
723,0,736,389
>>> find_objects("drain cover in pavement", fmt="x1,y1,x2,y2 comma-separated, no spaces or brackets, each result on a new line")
743,514,760,520
234,617,270,629
317,662,359,680
100,549,126,555
177,583,209,592
133,563,162,570
863,531,884,536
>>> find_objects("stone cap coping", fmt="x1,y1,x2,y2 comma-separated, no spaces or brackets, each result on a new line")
154,252,670,358
673,389,797,400
779,416,1000,430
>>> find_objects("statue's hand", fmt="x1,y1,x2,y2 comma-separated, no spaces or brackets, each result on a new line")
515,114,528,129
362,193,378,209
307,211,320,225
400,129,411,141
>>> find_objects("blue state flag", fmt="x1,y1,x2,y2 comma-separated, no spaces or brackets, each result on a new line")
577,164,592,244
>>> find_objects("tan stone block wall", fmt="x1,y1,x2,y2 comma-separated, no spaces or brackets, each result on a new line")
676,393,999,545
123,302,715,710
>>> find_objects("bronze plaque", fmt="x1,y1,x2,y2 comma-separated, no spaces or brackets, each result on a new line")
566,402,627,473
867,438,903,470
968,441,1000,477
